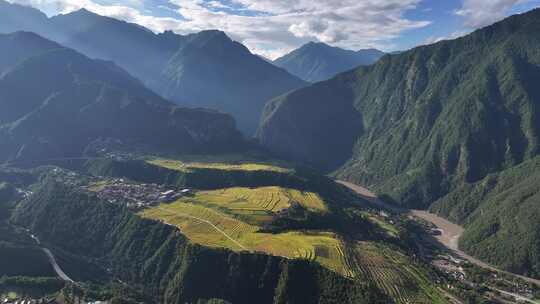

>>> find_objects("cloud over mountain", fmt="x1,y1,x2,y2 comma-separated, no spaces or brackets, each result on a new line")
7,0,540,58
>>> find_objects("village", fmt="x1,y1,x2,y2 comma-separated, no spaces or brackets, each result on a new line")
430,245,537,303
2,295,109,304
91,178,192,210
2,297,55,304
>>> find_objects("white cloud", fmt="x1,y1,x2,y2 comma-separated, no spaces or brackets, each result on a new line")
8,0,431,59
167,0,430,58
456,0,530,28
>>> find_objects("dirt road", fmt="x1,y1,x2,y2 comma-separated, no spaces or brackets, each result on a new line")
337,180,540,286
157,207,248,251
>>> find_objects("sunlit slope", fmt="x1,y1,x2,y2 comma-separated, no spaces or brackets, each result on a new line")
147,158,292,173
123,156,448,303
140,201,350,277
349,242,447,304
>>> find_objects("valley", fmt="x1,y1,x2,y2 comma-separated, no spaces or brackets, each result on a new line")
0,156,452,303
2,153,539,303
0,1,540,303
340,180,540,303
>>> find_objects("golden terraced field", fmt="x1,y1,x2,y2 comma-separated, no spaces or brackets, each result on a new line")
147,158,292,173
178,187,328,225
140,200,350,276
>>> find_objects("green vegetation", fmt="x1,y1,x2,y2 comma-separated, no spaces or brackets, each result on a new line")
84,158,309,191
148,158,292,174
12,178,388,304
0,243,55,277
431,156,540,279
84,157,398,239
0,170,55,279
259,8,540,210
347,242,447,304
361,212,399,238
88,156,447,302
258,7,540,281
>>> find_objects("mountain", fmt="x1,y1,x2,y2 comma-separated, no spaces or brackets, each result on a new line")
0,32,244,163
274,42,385,82
258,8,540,278
152,30,306,134
0,2,306,134
0,0,49,34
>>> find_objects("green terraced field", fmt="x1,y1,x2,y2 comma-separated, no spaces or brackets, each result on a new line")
140,201,350,276
147,158,292,173
348,242,447,304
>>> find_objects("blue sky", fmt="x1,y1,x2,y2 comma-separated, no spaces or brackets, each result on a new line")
10,0,540,58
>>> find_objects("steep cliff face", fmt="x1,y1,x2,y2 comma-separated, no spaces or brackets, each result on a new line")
259,9,540,208
257,77,363,171
12,179,386,304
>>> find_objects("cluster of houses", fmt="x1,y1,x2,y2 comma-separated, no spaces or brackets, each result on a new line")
2,298,110,304
2,297,57,304
94,179,192,210
433,255,467,282
432,254,538,301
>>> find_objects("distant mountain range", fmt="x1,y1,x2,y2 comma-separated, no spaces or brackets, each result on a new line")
258,8,540,279
0,1,306,134
0,32,244,163
274,42,385,82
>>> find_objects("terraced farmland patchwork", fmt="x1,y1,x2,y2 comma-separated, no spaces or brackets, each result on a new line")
140,201,350,276
178,187,328,225
147,158,292,173
349,242,446,304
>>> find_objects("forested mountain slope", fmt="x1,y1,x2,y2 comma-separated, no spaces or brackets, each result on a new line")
0,32,244,162
259,8,540,208
274,42,384,82
11,178,387,304
258,8,540,280
430,156,540,279
0,1,306,134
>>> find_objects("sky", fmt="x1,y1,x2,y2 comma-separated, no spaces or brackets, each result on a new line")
8,0,540,59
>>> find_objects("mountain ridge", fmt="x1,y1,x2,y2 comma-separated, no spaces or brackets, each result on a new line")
0,32,245,163
0,2,306,134
258,7,540,279
274,42,385,82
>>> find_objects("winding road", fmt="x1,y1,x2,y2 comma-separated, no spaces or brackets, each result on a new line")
42,248,74,283
30,234,75,283
337,180,540,287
